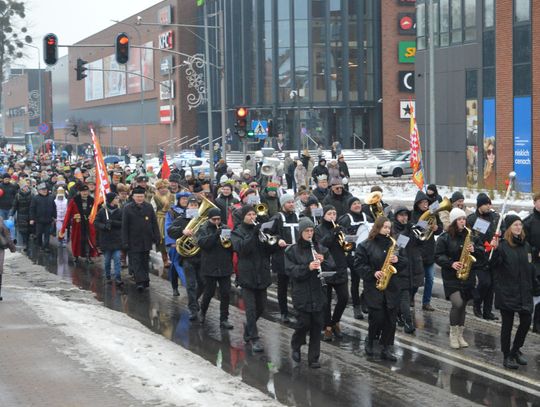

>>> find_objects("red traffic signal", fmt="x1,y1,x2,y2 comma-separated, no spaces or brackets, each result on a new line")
43,33,58,66
115,32,130,64
235,107,248,119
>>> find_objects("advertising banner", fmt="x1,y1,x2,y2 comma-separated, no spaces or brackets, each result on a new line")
127,41,155,94
466,100,478,187
513,97,532,193
482,98,496,188
103,55,126,98
85,59,104,101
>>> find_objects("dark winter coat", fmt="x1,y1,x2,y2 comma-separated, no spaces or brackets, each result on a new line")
311,160,329,183
411,190,442,265
392,217,424,289
94,204,123,251
231,221,278,289
337,160,350,178
10,190,32,234
466,209,500,271
314,219,348,285
121,201,160,252
523,208,540,296
269,211,300,275
29,193,56,224
0,182,18,211
322,189,353,218
435,229,482,299
312,187,329,203
260,190,279,219
285,238,334,312
196,221,233,277
354,234,408,310
490,237,536,313
215,194,239,223
0,218,16,253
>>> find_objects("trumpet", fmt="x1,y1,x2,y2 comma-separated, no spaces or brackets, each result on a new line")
332,221,354,252
252,220,278,245
217,226,232,249
255,202,268,217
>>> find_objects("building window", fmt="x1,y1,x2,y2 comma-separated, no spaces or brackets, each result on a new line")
513,25,531,63
484,0,494,28
312,0,326,102
466,70,478,98
464,0,476,41
440,0,450,46
514,0,530,23
513,65,531,96
417,3,426,50
483,67,495,98
451,0,462,44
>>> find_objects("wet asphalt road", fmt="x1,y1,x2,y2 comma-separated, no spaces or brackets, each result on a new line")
22,242,540,407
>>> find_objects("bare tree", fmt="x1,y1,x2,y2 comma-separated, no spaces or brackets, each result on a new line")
0,0,32,108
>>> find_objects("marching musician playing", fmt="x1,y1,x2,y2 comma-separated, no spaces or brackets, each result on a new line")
355,217,407,362
435,208,481,349
286,217,336,368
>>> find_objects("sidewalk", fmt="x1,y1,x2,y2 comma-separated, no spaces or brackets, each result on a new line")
0,287,142,407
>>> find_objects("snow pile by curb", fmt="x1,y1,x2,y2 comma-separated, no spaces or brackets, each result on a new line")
21,290,282,407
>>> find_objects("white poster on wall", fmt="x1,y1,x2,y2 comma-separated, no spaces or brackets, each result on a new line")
85,59,104,101
103,55,127,98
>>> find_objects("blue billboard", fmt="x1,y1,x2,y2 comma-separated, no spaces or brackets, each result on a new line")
513,97,532,193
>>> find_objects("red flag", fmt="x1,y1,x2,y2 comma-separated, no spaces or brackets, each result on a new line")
408,100,424,190
89,128,111,223
161,155,171,179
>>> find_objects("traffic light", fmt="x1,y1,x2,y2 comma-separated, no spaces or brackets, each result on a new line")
69,125,79,138
115,32,130,64
234,107,248,138
75,58,88,81
43,33,58,66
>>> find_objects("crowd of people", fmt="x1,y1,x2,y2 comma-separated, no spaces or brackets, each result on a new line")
0,149,538,370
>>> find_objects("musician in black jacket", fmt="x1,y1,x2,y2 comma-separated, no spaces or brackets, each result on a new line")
166,197,204,319
270,194,299,323
196,207,234,329
355,216,407,362
435,208,481,350
315,205,349,341
286,217,334,368
339,196,369,320
522,192,540,333
231,205,279,353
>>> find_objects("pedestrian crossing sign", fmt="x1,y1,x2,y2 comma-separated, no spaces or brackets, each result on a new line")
251,120,268,139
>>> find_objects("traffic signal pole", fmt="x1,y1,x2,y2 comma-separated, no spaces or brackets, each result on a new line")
204,2,215,182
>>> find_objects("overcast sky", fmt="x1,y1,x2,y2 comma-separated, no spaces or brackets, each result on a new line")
19,0,160,68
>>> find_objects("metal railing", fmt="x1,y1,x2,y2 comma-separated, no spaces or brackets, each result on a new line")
302,134,319,150
353,133,366,150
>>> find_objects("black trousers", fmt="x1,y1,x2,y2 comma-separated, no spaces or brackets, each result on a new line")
200,275,231,321
367,306,398,347
243,287,267,342
277,273,290,315
128,251,150,286
183,258,204,313
398,288,413,324
500,309,532,356
474,268,494,316
350,267,361,306
291,309,323,363
35,222,51,248
533,302,540,332
324,281,349,327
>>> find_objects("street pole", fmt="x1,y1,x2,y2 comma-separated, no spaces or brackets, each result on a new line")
168,67,174,157
204,3,215,182
219,7,227,160
428,0,436,184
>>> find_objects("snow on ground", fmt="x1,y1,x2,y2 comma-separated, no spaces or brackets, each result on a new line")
20,285,282,407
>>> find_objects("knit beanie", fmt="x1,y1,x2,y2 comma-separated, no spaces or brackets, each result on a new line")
476,193,491,208
207,207,221,219
279,193,295,207
239,205,256,220
449,208,467,224
306,196,320,207
504,214,521,230
347,196,361,209
323,205,336,216
450,191,465,203
106,192,117,204
298,217,315,234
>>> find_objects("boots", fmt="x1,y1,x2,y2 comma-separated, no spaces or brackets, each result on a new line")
449,326,460,349
457,326,469,348
353,305,364,320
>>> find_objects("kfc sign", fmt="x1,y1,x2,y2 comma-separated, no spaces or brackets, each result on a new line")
159,31,174,49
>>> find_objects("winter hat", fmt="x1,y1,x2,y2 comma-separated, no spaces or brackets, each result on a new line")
347,196,361,209
504,214,522,230
427,184,438,194
56,187,65,196
266,182,279,192
306,196,320,207
207,208,221,219
155,179,170,190
449,208,467,224
279,193,295,207
240,188,256,201
168,173,182,184
239,205,256,219
394,206,411,219
132,186,146,195
323,205,336,216
330,177,343,186
106,192,117,204
176,191,192,200
37,183,47,190
450,191,465,203
298,217,315,234
476,193,492,208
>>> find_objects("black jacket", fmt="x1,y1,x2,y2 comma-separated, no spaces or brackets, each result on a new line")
312,187,329,203
392,216,424,289
435,229,482,298
29,193,56,224
196,221,233,277
466,209,500,271
10,190,32,234
270,211,300,275
311,161,329,183
523,208,540,296
354,234,408,309
215,194,239,223
94,204,123,251
490,237,536,313
0,182,18,210
338,160,350,178
411,190,442,265
231,221,278,289
322,190,353,218
121,201,160,252
314,219,348,285
260,190,279,219
285,238,333,312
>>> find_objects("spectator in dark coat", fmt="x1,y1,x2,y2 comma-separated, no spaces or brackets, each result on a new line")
322,178,353,218
29,183,56,251
311,158,329,184
523,192,540,333
10,183,33,249
0,174,19,221
214,183,239,223
95,192,123,285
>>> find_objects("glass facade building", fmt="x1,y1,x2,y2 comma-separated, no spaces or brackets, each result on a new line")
198,0,382,151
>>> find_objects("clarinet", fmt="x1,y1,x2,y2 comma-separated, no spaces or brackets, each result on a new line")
309,240,326,287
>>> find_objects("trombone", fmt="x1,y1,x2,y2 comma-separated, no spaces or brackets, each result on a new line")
253,220,278,245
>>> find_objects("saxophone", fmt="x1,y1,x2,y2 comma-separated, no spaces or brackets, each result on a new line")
376,235,398,291
457,226,476,280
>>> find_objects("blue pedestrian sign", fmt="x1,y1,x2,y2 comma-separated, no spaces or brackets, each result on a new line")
251,120,268,140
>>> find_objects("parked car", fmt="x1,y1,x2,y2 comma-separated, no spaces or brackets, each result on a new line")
174,157,210,175
376,152,413,178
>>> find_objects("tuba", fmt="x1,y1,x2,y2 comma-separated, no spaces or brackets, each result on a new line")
176,196,218,257
413,197,452,241
376,235,398,291
457,226,476,280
